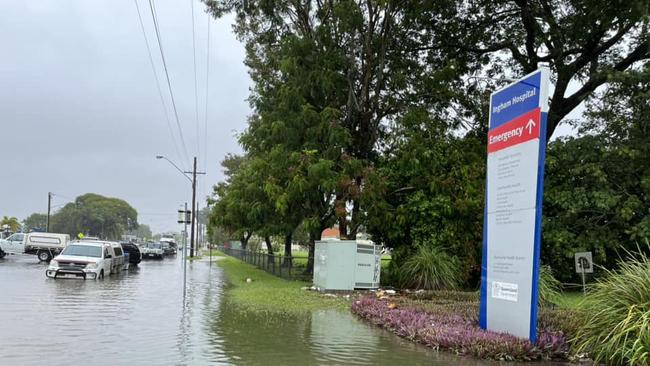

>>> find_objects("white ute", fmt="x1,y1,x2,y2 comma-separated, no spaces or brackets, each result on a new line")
46,241,114,280
0,232,70,261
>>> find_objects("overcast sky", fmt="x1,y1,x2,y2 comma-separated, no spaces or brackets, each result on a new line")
0,1,583,235
0,0,250,233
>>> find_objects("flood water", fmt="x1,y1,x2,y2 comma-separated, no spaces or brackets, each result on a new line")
1,254,539,365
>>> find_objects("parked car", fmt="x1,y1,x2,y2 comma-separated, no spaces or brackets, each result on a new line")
45,241,113,279
160,237,177,254
109,242,125,273
141,243,164,259
120,242,142,265
0,232,70,261
161,241,176,256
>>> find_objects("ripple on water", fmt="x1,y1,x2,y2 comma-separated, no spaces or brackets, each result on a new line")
0,255,552,366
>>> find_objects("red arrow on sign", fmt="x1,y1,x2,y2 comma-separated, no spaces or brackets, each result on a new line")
488,108,541,153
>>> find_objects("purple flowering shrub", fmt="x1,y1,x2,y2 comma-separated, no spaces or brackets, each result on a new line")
351,296,569,361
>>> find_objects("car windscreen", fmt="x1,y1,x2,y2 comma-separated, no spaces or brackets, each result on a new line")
62,245,102,258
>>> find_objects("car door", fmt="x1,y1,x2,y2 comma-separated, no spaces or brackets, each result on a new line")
103,245,113,275
7,233,25,254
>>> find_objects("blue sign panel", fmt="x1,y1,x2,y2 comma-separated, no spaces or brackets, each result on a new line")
490,72,541,129
480,67,549,342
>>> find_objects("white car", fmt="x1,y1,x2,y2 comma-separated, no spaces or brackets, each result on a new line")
0,232,70,261
46,241,113,280
141,243,164,259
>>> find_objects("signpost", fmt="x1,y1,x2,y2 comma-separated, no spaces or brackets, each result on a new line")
574,251,593,294
479,67,550,341
178,204,191,298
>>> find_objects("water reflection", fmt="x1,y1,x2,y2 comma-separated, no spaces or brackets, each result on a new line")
0,255,559,366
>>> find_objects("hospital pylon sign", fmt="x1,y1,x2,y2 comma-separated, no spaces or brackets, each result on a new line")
479,67,550,341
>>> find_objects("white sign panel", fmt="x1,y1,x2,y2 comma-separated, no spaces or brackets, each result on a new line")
575,252,593,274
480,67,550,342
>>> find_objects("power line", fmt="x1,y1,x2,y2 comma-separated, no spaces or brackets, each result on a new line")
147,0,191,167
191,0,200,163
203,14,211,178
133,0,184,166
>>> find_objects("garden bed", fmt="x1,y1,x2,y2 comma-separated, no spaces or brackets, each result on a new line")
351,292,578,362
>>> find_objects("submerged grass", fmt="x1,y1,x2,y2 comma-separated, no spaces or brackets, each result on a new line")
214,254,347,314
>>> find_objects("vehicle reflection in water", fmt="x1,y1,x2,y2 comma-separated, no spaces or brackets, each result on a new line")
0,255,557,366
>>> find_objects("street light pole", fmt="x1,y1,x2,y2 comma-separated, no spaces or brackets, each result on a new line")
46,192,52,232
156,155,204,258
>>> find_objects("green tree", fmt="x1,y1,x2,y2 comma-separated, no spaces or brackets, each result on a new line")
543,66,650,282
418,0,650,138
206,0,459,250
127,224,152,240
363,109,486,286
0,216,21,232
50,193,138,240
23,213,47,232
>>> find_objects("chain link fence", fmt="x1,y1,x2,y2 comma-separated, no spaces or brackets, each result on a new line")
216,245,312,282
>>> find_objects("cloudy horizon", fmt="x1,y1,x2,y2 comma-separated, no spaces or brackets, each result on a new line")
0,0,251,234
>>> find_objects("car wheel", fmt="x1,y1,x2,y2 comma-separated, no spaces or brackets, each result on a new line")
98,270,104,280
37,250,52,262
0,249,5,259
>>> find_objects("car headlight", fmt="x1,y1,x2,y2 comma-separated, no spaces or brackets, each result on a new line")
86,262,97,269
50,260,59,267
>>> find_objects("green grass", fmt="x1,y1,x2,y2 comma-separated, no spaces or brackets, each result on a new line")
555,291,584,309
214,254,347,314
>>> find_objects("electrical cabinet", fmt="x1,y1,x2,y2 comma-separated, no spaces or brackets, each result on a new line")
313,240,381,291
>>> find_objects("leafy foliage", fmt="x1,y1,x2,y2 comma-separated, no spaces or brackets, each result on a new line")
573,244,650,365
538,265,563,307
49,193,138,240
543,65,650,282
0,216,21,232
397,244,461,291
22,213,47,232
352,296,569,361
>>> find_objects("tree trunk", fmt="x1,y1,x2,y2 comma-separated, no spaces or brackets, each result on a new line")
283,233,292,267
264,236,273,254
305,229,323,275
240,235,247,250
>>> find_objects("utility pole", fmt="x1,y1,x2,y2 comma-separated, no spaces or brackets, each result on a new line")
189,157,197,257
183,202,188,298
181,157,205,258
46,192,52,232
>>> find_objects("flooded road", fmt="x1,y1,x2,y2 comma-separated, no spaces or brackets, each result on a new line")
1,254,523,365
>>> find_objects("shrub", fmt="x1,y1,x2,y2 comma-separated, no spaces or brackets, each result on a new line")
398,244,461,290
538,265,563,307
573,244,650,365
352,296,569,361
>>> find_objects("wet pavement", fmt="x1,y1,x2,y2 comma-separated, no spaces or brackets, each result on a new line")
0,254,553,365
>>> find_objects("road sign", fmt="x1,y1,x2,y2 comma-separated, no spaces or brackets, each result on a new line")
480,67,550,342
177,210,191,224
575,252,593,274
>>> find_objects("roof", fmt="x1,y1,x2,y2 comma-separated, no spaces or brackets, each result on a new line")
321,227,340,239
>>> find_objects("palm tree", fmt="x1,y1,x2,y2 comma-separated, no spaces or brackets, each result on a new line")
1,216,21,232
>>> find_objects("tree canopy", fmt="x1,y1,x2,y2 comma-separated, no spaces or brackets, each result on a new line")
50,193,138,240
1,216,21,232
22,213,47,232
204,0,649,281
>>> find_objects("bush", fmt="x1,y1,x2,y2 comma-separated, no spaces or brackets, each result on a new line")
352,296,569,361
573,244,650,365
398,244,461,290
538,265,563,307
